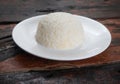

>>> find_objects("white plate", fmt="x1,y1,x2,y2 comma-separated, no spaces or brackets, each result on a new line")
12,15,111,61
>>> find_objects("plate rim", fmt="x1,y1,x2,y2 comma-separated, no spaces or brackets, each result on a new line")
12,15,112,61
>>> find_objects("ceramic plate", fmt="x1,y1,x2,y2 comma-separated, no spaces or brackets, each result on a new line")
12,15,111,61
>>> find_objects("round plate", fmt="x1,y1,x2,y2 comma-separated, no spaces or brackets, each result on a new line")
12,15,111,61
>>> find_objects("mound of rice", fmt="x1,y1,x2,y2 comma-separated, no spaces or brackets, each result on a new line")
35,12,84,50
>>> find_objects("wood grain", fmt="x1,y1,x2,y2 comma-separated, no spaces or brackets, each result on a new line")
0,0,120,22
0,63,120,84
0,46,120,73
0,24,24,61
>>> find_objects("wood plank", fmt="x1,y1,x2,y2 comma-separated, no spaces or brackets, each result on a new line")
0,24,15,52
0,0,120,22
0,24,24,61
0,63,120,84
0,24,15,38
0,18,120,73
0,46,120,73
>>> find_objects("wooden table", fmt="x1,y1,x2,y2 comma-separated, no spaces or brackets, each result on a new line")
0,0,120,84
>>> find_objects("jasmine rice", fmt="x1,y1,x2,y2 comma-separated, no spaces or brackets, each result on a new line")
35,12,84,50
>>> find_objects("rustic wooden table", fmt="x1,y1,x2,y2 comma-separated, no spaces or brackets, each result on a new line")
0,0,120,84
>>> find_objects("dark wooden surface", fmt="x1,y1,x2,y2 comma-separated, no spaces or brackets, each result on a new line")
0,0,120,84
0,63,120,84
